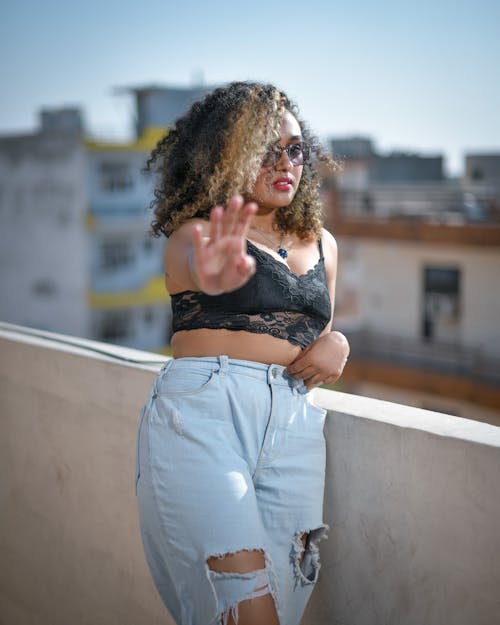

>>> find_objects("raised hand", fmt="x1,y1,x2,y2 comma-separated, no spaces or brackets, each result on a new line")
191,195,257,295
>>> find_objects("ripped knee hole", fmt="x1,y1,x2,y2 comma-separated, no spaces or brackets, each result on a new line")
292,525,329,585
207,548,266,574
206,549,278,625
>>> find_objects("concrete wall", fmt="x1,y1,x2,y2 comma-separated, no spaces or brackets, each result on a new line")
0,324,169,625
1,323,499,625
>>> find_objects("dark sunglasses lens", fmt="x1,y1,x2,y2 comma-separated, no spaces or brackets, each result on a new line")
288,144,304,165
294,144,310,164
261,144,310,167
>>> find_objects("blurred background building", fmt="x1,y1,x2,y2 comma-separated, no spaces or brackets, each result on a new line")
1,85,499,422
323,137,500,424
0,84,211,353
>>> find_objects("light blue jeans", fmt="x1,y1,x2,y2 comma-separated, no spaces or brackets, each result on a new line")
135,356,328,625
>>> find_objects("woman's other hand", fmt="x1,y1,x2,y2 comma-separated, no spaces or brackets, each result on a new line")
285,331,350,390
191,195,257,295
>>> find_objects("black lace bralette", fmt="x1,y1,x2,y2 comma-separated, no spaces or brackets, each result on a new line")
170,239,331,349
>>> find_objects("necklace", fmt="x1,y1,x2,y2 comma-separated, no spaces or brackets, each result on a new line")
250,226,290,259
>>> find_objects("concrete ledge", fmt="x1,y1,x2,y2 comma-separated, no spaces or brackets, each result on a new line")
308,387,500,625
1,323,499,625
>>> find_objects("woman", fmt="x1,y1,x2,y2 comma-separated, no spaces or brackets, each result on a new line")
135,81,349,625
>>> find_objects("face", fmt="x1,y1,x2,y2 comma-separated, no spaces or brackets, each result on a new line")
249,110,305,214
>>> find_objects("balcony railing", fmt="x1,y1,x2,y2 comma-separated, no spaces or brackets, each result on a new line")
347,327,500,386
1,322,499,625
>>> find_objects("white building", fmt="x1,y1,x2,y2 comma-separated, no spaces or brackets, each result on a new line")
0,122,88,337
0,109,171,352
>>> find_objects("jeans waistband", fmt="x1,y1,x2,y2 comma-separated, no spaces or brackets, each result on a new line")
161,355,308,393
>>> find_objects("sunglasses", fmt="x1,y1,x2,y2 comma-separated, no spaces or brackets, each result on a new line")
261,142,310,168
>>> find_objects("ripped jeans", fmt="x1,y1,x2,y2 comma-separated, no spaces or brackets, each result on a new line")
135,356,328,625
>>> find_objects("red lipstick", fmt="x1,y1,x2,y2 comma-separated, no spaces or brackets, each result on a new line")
272,177,294,191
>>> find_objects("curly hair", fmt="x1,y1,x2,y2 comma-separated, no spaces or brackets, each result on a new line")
146,81,337,239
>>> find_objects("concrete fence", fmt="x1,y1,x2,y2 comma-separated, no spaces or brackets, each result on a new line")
1,322,499,625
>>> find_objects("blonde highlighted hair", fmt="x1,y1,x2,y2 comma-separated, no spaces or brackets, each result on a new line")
147,81,337,239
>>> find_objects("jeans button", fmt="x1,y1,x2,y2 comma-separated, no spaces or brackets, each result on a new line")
271,368,278,378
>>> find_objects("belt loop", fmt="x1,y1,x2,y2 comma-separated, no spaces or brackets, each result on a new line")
268,364,279,385
156,358,174,396
218,355,228,376
161,358,174,374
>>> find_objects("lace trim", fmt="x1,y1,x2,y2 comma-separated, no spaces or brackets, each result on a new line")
246,240,322,280
245,242,328,311
171,302,326,348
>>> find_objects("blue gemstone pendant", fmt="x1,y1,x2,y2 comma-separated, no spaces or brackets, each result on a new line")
278,248,288,259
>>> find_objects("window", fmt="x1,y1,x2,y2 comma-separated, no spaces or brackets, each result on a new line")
100,238,134,271
424,267,460,297
96,310,132,343
32,279,58,297
144,307,154,325
422,266,461,342
99,161,133,192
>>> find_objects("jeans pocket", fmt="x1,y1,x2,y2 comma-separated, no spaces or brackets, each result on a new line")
304,397,327,441
157,367,218,397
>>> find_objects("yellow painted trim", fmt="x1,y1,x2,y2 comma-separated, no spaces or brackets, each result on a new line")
84,211,96,230
153,345,173,357
85,126,168,152
87,275,169,308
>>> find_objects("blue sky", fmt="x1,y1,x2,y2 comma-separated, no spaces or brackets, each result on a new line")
1,0,499,175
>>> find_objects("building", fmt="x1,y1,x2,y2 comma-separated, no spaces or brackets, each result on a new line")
463,153,500,221
325,140,500,424
0,84,222,351
328,137,499,223
0,106,171,352
85,127,171,351
322,182,500,424
330,136,443,186
118,84,214,137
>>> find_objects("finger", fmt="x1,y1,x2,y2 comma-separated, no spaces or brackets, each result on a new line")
222,195,242,237
220,236,246,257
288,364,316,380
234,201,258,239
236,254,256,277
192,224,205,257
305,379,323,390
307,373,324,387
286,342,315,371
209,205,223,243
324,373,340,385
286,356,312,376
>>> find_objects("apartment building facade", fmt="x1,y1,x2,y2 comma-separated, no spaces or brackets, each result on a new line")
0,110,170,352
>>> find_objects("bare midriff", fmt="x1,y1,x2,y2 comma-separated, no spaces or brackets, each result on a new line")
171,328,302,366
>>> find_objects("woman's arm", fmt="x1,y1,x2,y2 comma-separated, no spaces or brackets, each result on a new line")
285,228,350,389
164,195,257,295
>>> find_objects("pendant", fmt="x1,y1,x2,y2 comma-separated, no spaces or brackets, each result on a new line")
278,248,288,259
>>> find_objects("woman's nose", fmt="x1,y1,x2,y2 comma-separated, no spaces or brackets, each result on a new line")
275,149,292,170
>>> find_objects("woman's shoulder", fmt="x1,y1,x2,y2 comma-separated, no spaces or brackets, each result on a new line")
320,227,338,277
320,226,337,247
169,217,209,241
313,227,336,254
165,217,209,256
